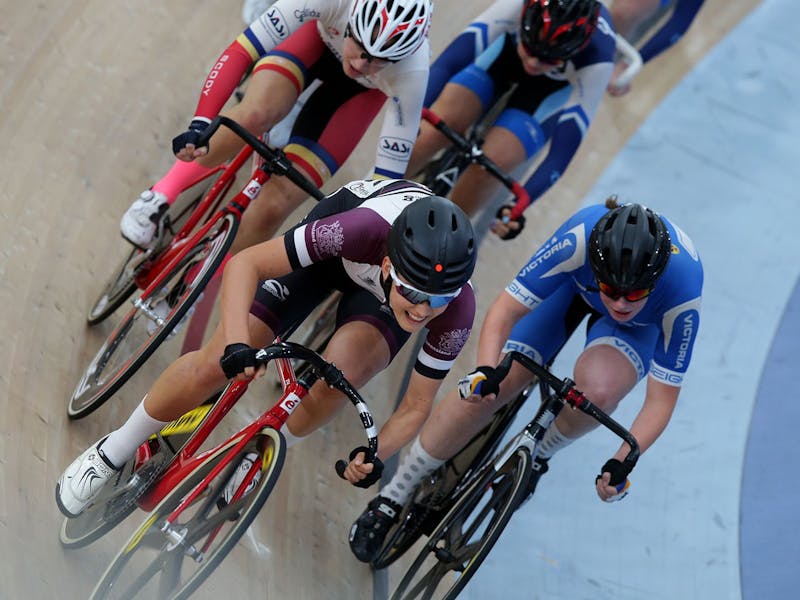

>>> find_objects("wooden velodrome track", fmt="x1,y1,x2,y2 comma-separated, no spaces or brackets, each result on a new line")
0,1,759,598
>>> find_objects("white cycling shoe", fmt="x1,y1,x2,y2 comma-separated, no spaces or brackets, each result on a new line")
120,190,168,249
56,439,119,518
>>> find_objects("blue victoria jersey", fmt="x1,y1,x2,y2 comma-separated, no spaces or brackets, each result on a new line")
506,204,704,386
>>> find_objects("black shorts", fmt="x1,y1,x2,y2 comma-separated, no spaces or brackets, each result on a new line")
250,194,411,360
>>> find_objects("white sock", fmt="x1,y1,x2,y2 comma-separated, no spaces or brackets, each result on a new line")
100,398,171,468
536,422,573,460
280,425,304,448
379,437,444,507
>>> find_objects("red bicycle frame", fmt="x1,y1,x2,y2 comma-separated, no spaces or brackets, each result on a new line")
132,146,260,299
134,351,298,513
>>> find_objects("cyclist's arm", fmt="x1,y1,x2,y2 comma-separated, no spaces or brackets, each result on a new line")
638,0,704,63
219,237,292,346
374,371,443,460
519,61,611,209
475,290,530,367
371,66,428,179
597,376,679,500
613,376,679,461
425,0,520,105
191,0,322,122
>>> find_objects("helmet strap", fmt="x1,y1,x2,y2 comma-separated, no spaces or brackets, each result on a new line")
380,271,394,306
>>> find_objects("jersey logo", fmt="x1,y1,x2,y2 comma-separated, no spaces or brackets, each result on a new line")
378,136,413,159
311,219,344,256
294,8,320,22
264,7,289,39
261,279,290,301
674,312,696,370
432,328,471,356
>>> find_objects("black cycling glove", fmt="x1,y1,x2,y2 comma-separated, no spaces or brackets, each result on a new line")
341,446,384,489
495,204,526,240
458,365,503,398
172,119,210,155
219,343,258,379
596,458,632,502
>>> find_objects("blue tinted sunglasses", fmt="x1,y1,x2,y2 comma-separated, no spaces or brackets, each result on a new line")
389,265,462,308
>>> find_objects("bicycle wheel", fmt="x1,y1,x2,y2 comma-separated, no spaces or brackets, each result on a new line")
91,428,286,600
87,247,144,325
68,213,238,419
60,398,219,548
391,447,532,600
373,388,530,569
372,502,437,570
87,186,214,326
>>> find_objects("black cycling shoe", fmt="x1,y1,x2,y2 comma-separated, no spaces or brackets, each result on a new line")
349,495,402,563
525,457,549,499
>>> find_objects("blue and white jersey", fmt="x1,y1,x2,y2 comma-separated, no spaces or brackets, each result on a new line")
424,0,616,211
506,204,704,385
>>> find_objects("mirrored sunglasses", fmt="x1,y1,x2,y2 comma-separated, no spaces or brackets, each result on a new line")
389,265,461,308
591,280,653,302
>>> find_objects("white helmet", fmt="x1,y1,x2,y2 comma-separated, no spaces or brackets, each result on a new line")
348,0,432,62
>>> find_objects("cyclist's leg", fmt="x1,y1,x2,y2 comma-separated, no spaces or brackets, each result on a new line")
195,21,325,168
284,286,408,437
231,59,386,252
406,81,483,176
406,37,515,177
450,66,568,217
554,318,658,437
609,0,664,40
412,284,575,461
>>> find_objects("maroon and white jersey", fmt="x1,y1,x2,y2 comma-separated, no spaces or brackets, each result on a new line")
284,179,476,378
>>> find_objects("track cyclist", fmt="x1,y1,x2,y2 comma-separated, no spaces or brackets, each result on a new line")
57,179,478,519
349,197,703,562
120,0,432,256
406,0,616,240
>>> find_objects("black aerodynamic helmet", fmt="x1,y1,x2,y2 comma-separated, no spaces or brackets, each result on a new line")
520,0,601,61
588,203,672,291
388,195,477,294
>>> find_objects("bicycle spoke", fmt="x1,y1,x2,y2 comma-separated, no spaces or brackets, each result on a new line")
92,431,286,600
405,554,455,600
392,451,531,600
158,552,184,599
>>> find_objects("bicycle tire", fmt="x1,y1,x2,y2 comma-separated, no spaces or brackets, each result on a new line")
91,428,286,600
391,447,532,600
87,186,215,326
68,212,239,419
87,246,143,325
60,395,221,548
372,387,531,569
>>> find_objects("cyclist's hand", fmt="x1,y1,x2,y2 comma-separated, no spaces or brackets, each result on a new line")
219,343,262,381
607,61,633,97
458,365,502,401
337,446,384,489
491,205,526,241
172,119,211,161
595,458,632,502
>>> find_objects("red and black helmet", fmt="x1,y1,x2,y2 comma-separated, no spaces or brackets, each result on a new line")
519,0,601,61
